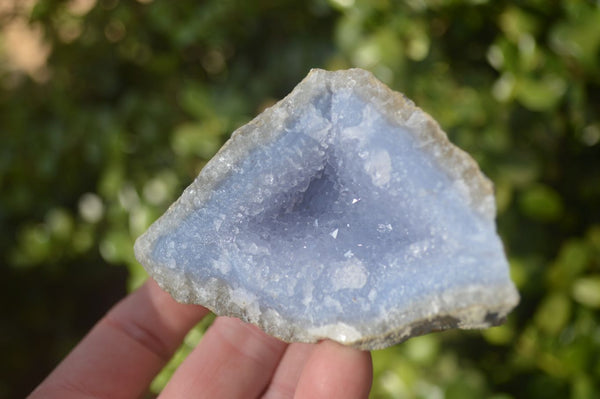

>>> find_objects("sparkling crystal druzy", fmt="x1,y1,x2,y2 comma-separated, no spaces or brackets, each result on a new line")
135,68,519,350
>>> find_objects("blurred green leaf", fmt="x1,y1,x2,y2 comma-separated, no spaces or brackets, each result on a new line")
534,293,571,334
403,334,439,365
483,322,515,345
519,184,564,222
550,5,600,75
499,7,539,43
171,122,223,159
572,276,600,308
516,75,567,111
547,239,591,289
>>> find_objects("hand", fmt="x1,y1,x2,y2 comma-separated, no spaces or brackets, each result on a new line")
29,279,373,398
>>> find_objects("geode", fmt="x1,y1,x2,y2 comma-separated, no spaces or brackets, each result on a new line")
134,68,519,350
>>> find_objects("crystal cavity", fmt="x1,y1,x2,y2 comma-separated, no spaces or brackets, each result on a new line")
134,68,519,350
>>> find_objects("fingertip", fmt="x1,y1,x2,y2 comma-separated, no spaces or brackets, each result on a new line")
295,340,372,399
160,317,288,398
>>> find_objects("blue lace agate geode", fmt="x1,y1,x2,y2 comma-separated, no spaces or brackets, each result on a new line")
134,68,519,349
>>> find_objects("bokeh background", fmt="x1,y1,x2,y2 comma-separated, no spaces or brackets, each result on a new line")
1,0,599,397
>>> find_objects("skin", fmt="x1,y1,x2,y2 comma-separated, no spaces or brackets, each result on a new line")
28,279,373,399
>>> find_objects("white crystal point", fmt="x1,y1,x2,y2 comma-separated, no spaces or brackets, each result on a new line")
134,68,519,350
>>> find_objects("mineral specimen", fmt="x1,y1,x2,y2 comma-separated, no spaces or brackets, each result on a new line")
134,68,519,350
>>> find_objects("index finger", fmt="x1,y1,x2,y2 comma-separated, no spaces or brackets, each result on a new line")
29,278,210,399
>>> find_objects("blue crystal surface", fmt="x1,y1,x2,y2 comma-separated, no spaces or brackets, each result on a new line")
135,69,518,348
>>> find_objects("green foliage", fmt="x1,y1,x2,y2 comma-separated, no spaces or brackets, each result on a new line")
1,0,599,397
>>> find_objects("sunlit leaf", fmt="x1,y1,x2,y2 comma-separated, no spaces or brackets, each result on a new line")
519,184,564,221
